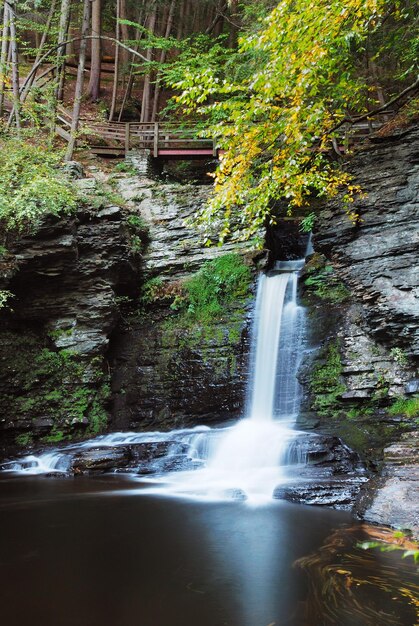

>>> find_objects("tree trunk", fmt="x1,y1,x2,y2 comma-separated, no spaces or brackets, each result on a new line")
119,0,130,74
117,21,143,122
151,0,176,122
87,0,101,101
0,3,10,117
8,0,21,132
20,0,57,102
108,0,120,121
56,0,72,101
65,0,90,160
140,2,157,124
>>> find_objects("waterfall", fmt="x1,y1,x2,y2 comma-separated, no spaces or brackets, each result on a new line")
248,273,290,421
5,262,308,504
200,267,305,502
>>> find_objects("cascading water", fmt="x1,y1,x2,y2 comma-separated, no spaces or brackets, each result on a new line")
190,269,305,503
5,261,308,503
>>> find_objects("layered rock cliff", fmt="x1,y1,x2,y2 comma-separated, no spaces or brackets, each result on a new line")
303,125,419,535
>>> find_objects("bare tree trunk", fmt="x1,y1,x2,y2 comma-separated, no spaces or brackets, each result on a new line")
140,1,157,124
56,0,72,101
119,0,130,77
7,0,21,132
108,0,120,121
117,20,143,122
20,0,57,101
151,0,176,122
65,0,90,160
0,3,10,117
87,0,101,101
177,0,186,38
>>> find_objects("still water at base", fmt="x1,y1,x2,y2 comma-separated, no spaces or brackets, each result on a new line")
0,476,417,626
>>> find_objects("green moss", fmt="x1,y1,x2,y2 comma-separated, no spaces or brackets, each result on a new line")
1,331,110,442
181,254,252,323
305,266,350,303
42,429,65,443
15,433,33,446
388,396,419,419
303,256,350,304
310,341,346,416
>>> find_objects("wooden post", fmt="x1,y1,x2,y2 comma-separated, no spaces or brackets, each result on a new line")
153,122,159,158
125,122,130,155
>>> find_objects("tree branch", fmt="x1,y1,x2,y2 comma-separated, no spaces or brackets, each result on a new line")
330,76,419,135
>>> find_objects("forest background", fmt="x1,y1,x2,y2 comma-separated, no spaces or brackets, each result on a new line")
0,0,417,252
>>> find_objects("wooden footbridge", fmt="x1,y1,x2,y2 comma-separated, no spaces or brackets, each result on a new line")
56,105,217,159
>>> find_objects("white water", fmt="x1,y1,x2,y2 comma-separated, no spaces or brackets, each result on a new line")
5,264,307,504
143,268,305,503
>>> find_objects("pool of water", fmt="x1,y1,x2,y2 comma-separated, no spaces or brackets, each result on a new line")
0,475,417,626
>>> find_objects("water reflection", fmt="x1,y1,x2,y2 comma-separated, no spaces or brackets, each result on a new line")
0,478,417,626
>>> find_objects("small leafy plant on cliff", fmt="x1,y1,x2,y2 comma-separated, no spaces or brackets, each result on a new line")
304,264,350,304
388,396,419,419
126,214,150,255
0,290,13,309
0,138,77,232
310,341,346,416
182,254,252,324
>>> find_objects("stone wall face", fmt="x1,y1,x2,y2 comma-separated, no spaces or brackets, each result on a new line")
0,191,141,452
108,176,255,431
314,126,419,358
0,173,255,450
304,126,418,536
300,127,419,433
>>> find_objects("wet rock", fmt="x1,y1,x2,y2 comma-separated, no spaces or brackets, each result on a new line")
273,479,363,510
273,431,367,509
356,431,419,538
97,206,121,219
71,447,132,474
340,390,372,400
314,126,419,356
225,488,248,501
405,379,419,394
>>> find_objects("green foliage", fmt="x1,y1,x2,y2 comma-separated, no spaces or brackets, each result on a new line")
388,396,419,419
141,277,164,305
126,213,150,254
304,265,350,304
358,531,419,564
42,429,65,444
182,254,252,324
0,138,77,232
164,0,417,243
15,433,33,446
113,161,138,175
300,213,316,233
390,347,408,366
311,342,346,416
0,290,13,309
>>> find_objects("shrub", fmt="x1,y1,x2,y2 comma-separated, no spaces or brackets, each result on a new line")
0,138,77,232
